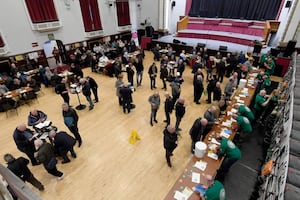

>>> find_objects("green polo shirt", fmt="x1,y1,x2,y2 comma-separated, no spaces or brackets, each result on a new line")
260,53,271,64
265,60,275,75
254,94,266,111
261,77,271,90
238,105,254,121
237,116,253,133
205,180,226,200
220,139,241,160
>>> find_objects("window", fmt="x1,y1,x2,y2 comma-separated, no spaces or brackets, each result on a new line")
24,0,58,23
79,0,103,32
116,0,131,26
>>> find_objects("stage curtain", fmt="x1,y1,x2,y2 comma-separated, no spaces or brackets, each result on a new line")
188,0,283,20
0,35,4,47
116,1,131,26
25,0,58,23
79,0,103,32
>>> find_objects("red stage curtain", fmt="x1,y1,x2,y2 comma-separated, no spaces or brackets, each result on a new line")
79,0,103,32
0,35,4,47
116,1,131,26
25,0,58,23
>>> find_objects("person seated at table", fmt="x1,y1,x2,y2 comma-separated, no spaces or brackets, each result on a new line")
10,78,25,90
99,53,109,64
48,130,76,164
13,123,39,165
189,118,208,153
70,63,83,80
204,106,217,134
0,83,9,95
27,109,47,127
0,94,18,112
26,76,40,92
2,73,13,89
232,113,253,143
215,137,242,181
202,174,226,200
9,63,19,77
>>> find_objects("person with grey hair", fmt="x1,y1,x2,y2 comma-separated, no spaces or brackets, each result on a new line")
163,125,178,167
204,106,217,134
48,130,76,164
203,174,226,200
148,91,160,126
193,75,204,104
62,103,82,147
189,118,208,153
34,139,64,179
175,98,186,131
79,78,94,110
4,153,44,191
119,82,133,114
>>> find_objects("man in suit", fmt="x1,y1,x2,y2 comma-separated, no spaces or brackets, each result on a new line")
204,106,217,135
55,77,70,105
164,92,173,127
163,125,178,168
13,123,38,165
4,153,44,191
48,130,76,164
148,62,158,90
193,75,204,104
175,98,186,131
62,103,82,147
189,118,208,153
86,76,99,103
119,82,133,114
79,78,94,110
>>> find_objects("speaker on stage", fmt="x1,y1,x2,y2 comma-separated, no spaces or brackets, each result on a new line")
173,39,181,44
219,45,227,52
283,40,297,57
253,44,262,54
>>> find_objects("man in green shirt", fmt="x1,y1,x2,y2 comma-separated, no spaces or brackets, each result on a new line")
235,104,254,122
232,114,253,144
215,137,241,181
253,89,272,123
259,51,272,66
204,174,226,200
264,57,275,75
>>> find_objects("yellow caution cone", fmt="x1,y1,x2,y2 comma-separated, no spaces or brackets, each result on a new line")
129,129,141,144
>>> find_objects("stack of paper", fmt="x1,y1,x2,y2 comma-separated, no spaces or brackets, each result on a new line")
194,161,208,171
211,138,221,145
221,120,232,127
35,121,51,129
192,172,201,183
174,187,193,200
237,99,244,104
207,152,218,160
231,108,238,113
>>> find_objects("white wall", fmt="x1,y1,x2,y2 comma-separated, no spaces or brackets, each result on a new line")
168,0,186,34
282,0,300,43
0,0,160,56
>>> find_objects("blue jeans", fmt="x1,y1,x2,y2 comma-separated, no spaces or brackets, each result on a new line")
136,71,143,86
86,95,94,108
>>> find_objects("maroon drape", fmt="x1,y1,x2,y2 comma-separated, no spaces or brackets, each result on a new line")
116,1,131,26
0,35,4,47
25,0,58,23
79,0,103,32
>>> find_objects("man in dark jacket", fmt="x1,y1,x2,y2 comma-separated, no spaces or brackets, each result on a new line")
193,75,204,104
204,106,217,135
126,63,135,86
164,92,173,127
34,139,64,179
163,125,178,167
79,78,94,110
86,76,99,103
160,64,168,90
49,130,77,164
62,103,82,147
148,62,158,90
27,109,47,127
55,77,70,105
189,118,208,153
206,75,217,104
4,153,44,191
175,98,186,131
13,123,38,165
213,82,222,102
119,82,133,114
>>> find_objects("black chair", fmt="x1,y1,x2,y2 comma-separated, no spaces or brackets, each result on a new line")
0,100,18,118
24,90,38,105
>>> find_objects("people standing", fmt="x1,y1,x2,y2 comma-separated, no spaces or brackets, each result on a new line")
86,76,99,103
170,81,181,106
193,75,204,104
4,153,44,191
48,130,77,164
126,63,135,86
62,103,82,147
163,125,178,168
189,118,208,153
34,139,64,180
148,62,158,90
175,98,186,131
160,64,168,90
52,47,60,64
206,75,217,104
13,124,38,165
115,74,124,106
148,91,160,126
79,78,94,110
164,92,173,127
55,77,70,105
119,82,133,114
135,58,144,87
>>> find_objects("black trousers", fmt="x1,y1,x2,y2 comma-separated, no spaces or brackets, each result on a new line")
25,174,44,190
165,147,176,164
122,99,131,113
165,111,171,126
91,87,98,101
61,93,70,105
46,165,63,177
217,157,238,180
20,147,38,165
194,89,203,103
59,147,76,161
150,77,156,89
161,78,167,89
68,124,82,143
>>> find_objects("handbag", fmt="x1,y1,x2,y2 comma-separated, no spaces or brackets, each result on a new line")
46,157,58,169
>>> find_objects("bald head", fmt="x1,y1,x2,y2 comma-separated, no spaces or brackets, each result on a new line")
201,118,208,126
178,98,185,104
48,130,56,139
167,125,176,134
30,109,38,116
209,106,216,113
17,123,27,132
34,139,43,149
164,92,170,98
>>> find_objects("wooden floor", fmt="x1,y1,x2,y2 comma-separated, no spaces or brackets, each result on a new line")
0,51,280,200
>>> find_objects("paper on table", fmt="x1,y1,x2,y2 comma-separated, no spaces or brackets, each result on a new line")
211,138,220,145
174,191,188,200
182,187,193,199
194,160,207,171
207,152,218,160
231,108,238,113
234,96,240,100
39,132,49,140
192,172,201,183
35,121,51,129
220,132,230,138
239,94,246,98
237,99,244,104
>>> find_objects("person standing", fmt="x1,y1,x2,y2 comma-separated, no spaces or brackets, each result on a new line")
48,130,77,164
206,75,217,104
86,76,99,103
79,78,94,110
13,124,38,165
55,78,70,105
4,153,44,191
213,82,222,102
175,98,186,131
203,175,226,200
170,81,181,106
163,125,178,168
62,103,82,147
148,62,158,90
135,58,144,87
126,63,135,86
119,82,133,114
52,47,60,64
193,75,204,104
189,118,208,153
34,139,64,180
115,74,124,106
160,64,168,90
148,91,160,126
164,92,173,127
